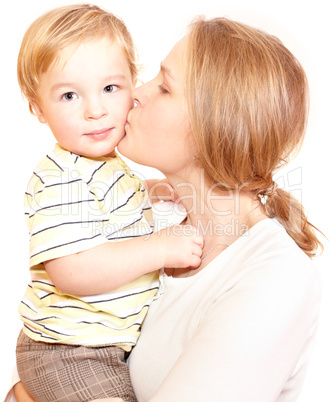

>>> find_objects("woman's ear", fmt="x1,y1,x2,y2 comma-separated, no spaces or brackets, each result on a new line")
30,100,47,124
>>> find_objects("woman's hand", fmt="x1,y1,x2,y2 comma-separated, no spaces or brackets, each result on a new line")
13,382,35,402
90,399,124,401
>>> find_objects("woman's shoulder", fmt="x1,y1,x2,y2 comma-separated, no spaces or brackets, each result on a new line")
227,218,320,307
207,218,320,306
241,218,316,269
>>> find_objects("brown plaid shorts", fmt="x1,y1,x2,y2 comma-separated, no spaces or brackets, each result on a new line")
16,330,137,402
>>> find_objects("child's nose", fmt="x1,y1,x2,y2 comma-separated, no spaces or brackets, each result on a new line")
85,98,108,120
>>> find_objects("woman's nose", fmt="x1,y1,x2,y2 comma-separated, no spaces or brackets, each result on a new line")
132,81,151,108
84,97,108,120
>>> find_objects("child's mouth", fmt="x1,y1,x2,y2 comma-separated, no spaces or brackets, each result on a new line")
85,128,113,140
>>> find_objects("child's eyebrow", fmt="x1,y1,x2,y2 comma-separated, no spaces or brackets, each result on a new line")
50,83,76,94
50,74,129,93
104,74,128,82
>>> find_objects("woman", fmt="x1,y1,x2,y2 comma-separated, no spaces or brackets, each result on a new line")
122,17,322,402
13,17,322,402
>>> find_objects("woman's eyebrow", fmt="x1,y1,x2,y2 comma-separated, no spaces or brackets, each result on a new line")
160,63,175,80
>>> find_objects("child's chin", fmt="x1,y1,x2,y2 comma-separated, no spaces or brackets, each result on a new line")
117,136,127,153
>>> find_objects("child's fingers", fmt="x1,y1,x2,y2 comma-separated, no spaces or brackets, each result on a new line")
189,255,202,268
193,243,203,257
193,234,204,247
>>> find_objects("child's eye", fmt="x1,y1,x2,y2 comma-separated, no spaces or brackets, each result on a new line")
104,85,118,93
62,92,77,101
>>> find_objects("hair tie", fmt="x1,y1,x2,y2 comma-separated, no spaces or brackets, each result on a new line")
258,181,278,205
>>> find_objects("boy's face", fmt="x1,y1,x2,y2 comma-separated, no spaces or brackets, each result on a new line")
33,38,134,158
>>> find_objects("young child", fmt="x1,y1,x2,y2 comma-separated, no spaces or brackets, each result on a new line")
16,4,203,401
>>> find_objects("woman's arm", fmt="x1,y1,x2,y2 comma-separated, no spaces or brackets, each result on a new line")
45,225,203,295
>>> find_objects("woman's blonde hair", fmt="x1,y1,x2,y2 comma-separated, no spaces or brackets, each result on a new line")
17,3,138,113
185,17,322,257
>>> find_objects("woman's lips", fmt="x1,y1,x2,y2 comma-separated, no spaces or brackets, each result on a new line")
84,128,112,140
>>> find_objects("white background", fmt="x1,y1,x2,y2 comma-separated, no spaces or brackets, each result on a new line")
1,0,328,400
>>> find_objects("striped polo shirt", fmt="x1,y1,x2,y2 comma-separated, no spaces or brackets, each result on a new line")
19,144,158,350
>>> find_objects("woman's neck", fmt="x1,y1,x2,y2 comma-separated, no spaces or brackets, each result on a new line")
168,170,266,231
165,171,268,277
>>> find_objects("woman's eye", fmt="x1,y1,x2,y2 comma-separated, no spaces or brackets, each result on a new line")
104,85,118,93
62,92,77,101
158,84,169,94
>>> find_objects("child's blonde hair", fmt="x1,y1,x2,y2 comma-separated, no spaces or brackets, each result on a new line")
17,3,138,114
185,17,323,257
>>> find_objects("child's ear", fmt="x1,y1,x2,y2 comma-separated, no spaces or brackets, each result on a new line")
30,100,47,124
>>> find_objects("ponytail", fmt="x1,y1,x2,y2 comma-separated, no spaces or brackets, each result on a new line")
264,188,323,258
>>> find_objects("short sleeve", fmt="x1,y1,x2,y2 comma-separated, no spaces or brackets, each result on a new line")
25,166,109,267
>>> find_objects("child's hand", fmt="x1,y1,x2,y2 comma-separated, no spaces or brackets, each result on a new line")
156,225,204,268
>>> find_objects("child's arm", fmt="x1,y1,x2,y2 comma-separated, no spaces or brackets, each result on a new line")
44,225,203,296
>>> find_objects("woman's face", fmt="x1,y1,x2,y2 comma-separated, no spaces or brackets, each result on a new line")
118,36,195,176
